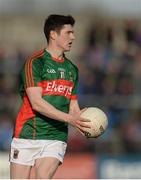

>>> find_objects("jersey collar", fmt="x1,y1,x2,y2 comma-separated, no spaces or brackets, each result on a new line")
44,49,65,63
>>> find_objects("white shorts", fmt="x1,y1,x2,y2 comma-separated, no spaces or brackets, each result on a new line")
10,138,67,166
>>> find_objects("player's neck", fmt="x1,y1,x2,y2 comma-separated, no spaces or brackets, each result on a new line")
46,45,64,60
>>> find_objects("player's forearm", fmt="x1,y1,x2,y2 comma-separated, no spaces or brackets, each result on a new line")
32,97,73,124
69,99,80,115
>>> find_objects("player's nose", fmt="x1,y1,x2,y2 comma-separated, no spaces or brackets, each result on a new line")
71,33,75,40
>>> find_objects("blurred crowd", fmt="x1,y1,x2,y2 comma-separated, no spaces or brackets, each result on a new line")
69,19,141,154
1,19,141,154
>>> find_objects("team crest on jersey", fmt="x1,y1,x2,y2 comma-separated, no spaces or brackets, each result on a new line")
58,68,65,79
13,149,19,159
69,71,73,81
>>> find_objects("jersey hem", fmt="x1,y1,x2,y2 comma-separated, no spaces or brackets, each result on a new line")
12,137,68,143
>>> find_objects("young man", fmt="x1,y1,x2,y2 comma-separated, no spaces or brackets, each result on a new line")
10,14,90,179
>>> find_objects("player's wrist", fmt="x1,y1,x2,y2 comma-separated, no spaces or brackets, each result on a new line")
64,114,75,126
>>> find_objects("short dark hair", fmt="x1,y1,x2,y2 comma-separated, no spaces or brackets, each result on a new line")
44,14,75,43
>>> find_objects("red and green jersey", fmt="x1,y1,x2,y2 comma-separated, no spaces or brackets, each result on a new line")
13,49,78,142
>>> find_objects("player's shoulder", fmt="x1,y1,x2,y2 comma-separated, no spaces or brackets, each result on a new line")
25,49,45,65
65,56,78,71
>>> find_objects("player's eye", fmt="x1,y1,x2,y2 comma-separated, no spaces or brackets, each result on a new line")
66,31,74,35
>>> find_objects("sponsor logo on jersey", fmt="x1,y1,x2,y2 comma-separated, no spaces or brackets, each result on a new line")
46,80,73,96
47,69,56,73
38,80,74,98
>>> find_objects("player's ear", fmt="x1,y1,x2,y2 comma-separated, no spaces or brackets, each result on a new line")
50,30,57,40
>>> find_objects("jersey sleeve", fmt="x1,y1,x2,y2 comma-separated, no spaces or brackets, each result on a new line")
22,58,42,88
71,67,79,100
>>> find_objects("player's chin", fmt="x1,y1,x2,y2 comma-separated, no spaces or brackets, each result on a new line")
64,46,72,52
64,48,71,52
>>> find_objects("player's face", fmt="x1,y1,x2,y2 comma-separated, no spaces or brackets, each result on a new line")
55,24,75,52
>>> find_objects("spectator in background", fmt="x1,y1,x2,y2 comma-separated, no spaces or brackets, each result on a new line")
0,113,13,151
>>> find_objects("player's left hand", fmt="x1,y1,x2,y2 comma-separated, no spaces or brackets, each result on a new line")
75,108,90,136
